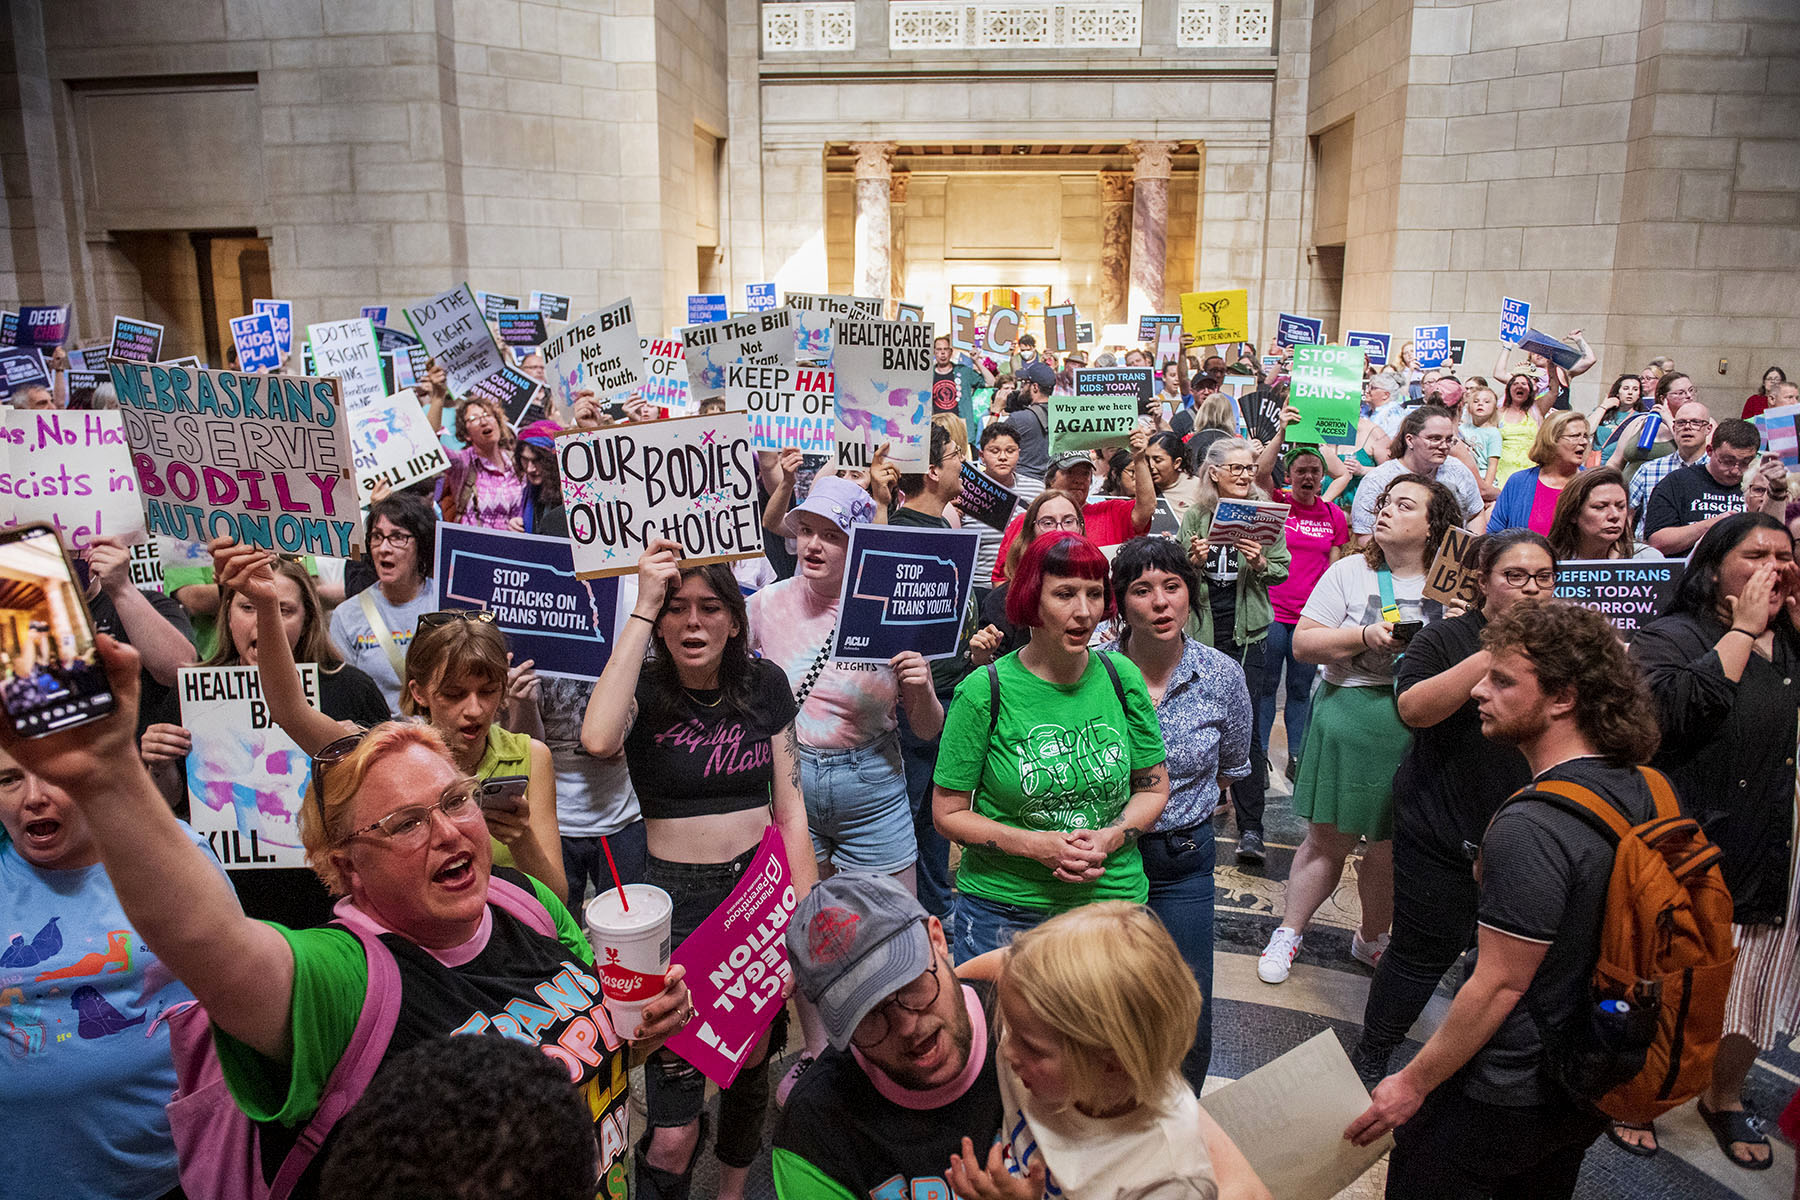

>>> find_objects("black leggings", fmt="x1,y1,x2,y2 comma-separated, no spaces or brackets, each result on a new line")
1215,633,1267,834
1387,1075,1605,1199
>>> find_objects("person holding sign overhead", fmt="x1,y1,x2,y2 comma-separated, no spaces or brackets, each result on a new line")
581,539,815,1200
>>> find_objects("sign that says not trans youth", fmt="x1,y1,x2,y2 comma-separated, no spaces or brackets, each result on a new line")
682,309,796,404
541,298,643,420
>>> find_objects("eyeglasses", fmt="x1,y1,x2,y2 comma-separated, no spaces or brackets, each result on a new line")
1215,463,1256,476
417,609,497,631
367,530,416,548
1557,433,1591,444
309,729,374,838
1417,435,1456,447
1035,514,1082,531
850,957,942,1049
340,778,488,849
1498,568,1558,588
1672,419,1711,431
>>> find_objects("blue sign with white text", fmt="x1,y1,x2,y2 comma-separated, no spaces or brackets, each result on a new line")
361,306,389,326
230,313,282,373
435,525,620,681
831,525,981,664
687,294,729,324
746,283,778,313
253,299,293,358
1276,313,1323,347
1345,331,1390,365
1499,298,1529,345
1413,324,1451,369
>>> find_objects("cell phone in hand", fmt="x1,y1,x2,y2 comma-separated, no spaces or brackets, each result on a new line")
1391,620,1424,644
479,774,529,814
0,523,118,738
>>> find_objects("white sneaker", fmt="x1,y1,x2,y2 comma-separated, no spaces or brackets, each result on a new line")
1351,930,1390,968
1258,927,1304,984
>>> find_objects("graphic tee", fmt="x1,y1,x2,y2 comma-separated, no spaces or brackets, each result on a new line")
1268,488,1350,623
748,576,899,750
1299,556,1431,687
624,658,797,820
327,582,438,712
934,652,1165,910
1642,463,1746,540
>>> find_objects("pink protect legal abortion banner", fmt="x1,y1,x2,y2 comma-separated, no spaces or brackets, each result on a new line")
664,824,799,1088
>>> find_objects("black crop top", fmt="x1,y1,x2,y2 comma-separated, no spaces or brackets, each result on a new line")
623,657,799,820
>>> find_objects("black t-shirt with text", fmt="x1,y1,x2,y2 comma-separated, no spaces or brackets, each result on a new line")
624,657,796,821
1643,462,1744,539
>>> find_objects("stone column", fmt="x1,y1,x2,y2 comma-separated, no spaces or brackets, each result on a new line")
851,142,897,301
1098,170,1133,327
1127,140,1177,319
889,169,910,305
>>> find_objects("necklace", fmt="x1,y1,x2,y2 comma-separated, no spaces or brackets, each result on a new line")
684,687,723,708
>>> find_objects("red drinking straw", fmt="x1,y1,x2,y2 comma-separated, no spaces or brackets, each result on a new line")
601,834,628,911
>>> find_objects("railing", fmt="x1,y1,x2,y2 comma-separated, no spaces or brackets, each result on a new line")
889,1,1142,49
762,1,857,52
1175,1,1273,47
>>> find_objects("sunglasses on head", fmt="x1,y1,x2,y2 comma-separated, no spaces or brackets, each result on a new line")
310,729,374,839
416,609,497,632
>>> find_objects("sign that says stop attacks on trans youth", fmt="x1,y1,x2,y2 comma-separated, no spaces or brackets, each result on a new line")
108,362,361,556
831,524,982,664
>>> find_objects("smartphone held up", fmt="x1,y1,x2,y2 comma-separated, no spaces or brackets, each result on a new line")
0,523,116,737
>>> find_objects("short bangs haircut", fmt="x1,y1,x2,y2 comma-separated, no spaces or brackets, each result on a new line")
400,617,511,717
1006,532,1115,628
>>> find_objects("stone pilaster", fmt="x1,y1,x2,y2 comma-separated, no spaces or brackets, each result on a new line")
851,141,896,302
1098,170,1133,327
1127,140,1177,319
889,169,910,306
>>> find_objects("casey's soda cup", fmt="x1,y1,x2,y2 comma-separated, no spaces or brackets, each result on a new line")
584,884,673,1040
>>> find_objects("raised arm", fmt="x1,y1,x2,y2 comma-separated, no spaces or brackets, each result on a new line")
212,539,347,756
1254,407,1298,495
1128,427,1156,534
772,722,820,897
580,540,680,757
84,536,197,686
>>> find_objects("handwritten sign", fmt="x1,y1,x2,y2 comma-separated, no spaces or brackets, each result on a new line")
1276,313,1323,347
1289,345,1364,443
542,299,643,418
831,316,932,470
1555,558,1680,641
230,313,281,374
253,299,293,359
404,284,509,395
1345,331,1390,366
0,410,146,547
1052,374,1140,453
726,363,834,455
436,525,620,680
788,293,883,364
640,336,692,414
557,411,759,579
683,309,795,403
957,462,1021,532
181,664,318,869
1422,526,1480,608
348,388,449,497
497,309,549,347
108,316,164,364
307,318,386,416
1044,303,1078,354
18,304,68,349
109,363,360,556
1210,499,1291,547
1500,298,1530,346
1178,290,1250,344
1413,324,1451,369
532,291,572,322
948,305,978,353
1072,366,1154,406
832,524,981,663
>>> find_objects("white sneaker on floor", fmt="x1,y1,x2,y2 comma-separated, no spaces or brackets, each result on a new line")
1258,927,1304,984
1351,930,1390,968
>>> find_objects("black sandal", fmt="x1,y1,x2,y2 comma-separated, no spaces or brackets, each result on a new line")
1604,1119,1659,1158
1697,1099,1773,1171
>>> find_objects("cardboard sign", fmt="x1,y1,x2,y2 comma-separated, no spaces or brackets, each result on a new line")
1517,328,1581,370
1178,290,1250,345
948,305,978,353
466,364,544,429
404,284,509,395
436,524,620,680
230,313,281,374
1289,345,1364,444
683,309,796,403
1044,304,1078,354
726,363,834,455
1422,526,1480,608
1413,324,1452,369
108,316,164,364
1276,313,1323,347
532,291,572,322
831,317,932,470
127,538,163,589
687,294,729,325
1555,558,1681,641
307,319,386,417
894,302,925,323
831,524,982,663
745,283,777,313
1051,384,1138,454
360,306,388,326
788,293,883,364
1345,331,1390,365
348,388,450,498
0,409,146,547
181,664,318,869
1154,323,1182,370
109,363,360,555
1209,499,1290,547
1500,298,1530,346
497,309,549,347
1072,366,1155,407
0,348,48,396
478,291,521,321
1138,313,1181,343
957,462,1020,531
18,304,68,349
663,825,798,1089
640,336,692,414
542,299,643,418
557,411,759,579
985,308,1020,355
253,299,293,359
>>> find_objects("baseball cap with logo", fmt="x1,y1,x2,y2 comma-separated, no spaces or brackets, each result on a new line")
786,872,932,1050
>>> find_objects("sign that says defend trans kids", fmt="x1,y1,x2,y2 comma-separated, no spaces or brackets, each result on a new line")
1289,344,1364,444
404,283,509,395
831,316,932,471
1555,558,1680,642
788,293,883,365
682,309,796,404
726,363,834,456
541,299,643,419
832,524,982,664
181,664,320,870
436,525,620,681
109,316,164,364
1052,372,1141,453
957,461,1021,532
557,411,759,580
640,336,692,413
230,313,282,374
0,409,147,548
663,825,799,1088
109,363,360,556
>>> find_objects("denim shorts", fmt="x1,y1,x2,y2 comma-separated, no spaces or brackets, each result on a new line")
798,733,916,874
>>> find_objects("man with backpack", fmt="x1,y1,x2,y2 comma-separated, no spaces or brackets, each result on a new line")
1346,599,1733,1198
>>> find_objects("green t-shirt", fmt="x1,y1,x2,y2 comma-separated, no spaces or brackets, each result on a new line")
933,651,1165,910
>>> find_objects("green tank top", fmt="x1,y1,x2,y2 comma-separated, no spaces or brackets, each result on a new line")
473,725,533,870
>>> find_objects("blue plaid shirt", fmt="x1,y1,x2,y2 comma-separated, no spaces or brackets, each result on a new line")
1630,449,1707,538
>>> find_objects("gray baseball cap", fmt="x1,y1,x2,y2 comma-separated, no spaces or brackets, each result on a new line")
786,872,932,1051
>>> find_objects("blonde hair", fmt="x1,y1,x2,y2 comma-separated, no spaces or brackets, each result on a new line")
401,618,511,718
301,721,456,894
1194,394,1235,434
931,412,970,462
1464,386,1500,429
1528,409,1588,467
1000,902,1200,1112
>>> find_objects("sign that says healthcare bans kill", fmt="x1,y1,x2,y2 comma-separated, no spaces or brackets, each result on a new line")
436,525,620,681
1179,289,1250,345
832,524,982,664
641,336,692,414
788,293,883,365
1289,344,1364,444
541,299,643,419
404,283,509,395
831,317,932,472
557,411,759,579
347,389,450,498
1052,372,1140,453
0,410,147,549
181,664,319,870
726,363,834,456
683,309,796,403
307,319,387,416
109,363,360,556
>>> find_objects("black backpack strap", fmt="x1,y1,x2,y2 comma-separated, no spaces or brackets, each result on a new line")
1095,650,1128,716
986,661,1001,737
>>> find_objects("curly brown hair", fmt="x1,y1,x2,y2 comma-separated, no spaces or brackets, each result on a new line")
1480,599,1660,766
1363,473,1461,570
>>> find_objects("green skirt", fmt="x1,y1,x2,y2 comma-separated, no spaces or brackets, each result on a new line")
1291,681,1411,840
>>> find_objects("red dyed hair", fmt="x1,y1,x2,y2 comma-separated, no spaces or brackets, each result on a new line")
1006,532,1115,627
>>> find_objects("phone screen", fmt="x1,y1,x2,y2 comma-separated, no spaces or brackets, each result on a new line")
0,524,116,737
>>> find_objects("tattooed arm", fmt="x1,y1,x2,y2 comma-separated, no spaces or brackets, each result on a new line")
933,785,1106,883
771,721,818,895
1079,763,1170,860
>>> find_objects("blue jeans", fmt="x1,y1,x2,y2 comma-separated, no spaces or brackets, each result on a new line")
899,709,953,919
1256,620,1316,772
1142,826,1217,1091
951,892,1050,963
561,819,647,915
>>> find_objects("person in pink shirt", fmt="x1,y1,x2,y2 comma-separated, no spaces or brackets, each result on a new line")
1485,411,1590,537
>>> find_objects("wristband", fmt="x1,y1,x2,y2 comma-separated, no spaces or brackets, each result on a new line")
1728,627,1760,639
629,612,656,627
1360,623,1374,648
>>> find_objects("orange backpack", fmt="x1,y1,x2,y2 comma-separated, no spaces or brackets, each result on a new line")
1500,766,1737,1123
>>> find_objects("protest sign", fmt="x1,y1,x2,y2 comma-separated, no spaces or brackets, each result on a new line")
0,348,48,396
1210,499,1290,547
1555,558,1680,641
1500,298,1530,345
164,357,204,371
347,388,450,498
831,316,932,470
1450,338,1466,365
1755,403,1800,470
663,825,799,1088
307,318,386,416
1178,289,1250,344
68,343,109,371
687,294,729,325
360,305,388,326
1077,320,1095,344
389,343,431,391
986,308,1020,355
127,539,163,589
18,304,68,349
1138,313,1181,343
373,325,422,353
230,313,281,374
497,309,548,347
0,311,16,345
478,291,521,320
1289,344,1364,443
1276,313,1323,347
558,411,759,579
948,305,978,353
108,316,163,364
109,362,360,556
726,363,834,455
683,309,796,402
640,336,692,413
1422,526,1480,608
0,409,146,547
1073,366,1155,407
1051,378,1139,454
1517,328,1582,370
1413,324,1452,369
532,290,572,321
542,299,643,417
1345,330,1390,365
894,302,925,323
1154,322,1182,370
465,364,543,429
1044,304,1078,353
956,462,1020,531
253,299,293,358
745,283,777,313
436,525,620,680
831,524,982,663
181,664,319,869
788,293,883,364
1245,386,1288,443
403,284,509,395
66,368,108,397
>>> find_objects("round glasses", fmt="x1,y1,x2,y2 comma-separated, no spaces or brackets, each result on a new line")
1034,514,1082,532
849,962,942,1049
341,778,487,850
1497,568,1557,589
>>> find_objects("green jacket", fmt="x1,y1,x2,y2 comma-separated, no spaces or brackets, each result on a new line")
1176,503,1290,647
